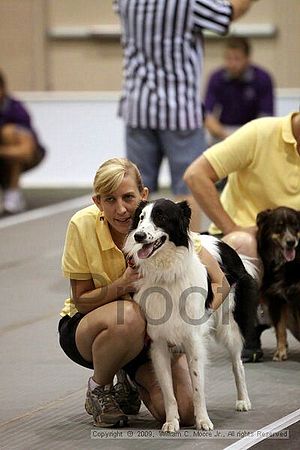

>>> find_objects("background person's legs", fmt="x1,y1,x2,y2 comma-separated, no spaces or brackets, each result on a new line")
126,126,207,231
0,124,39,214
161,128,207,232
126,126,163,193
0,159,26,214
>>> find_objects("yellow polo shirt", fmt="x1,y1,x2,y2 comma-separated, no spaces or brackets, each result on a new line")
204,113,300,235
60,204,126,317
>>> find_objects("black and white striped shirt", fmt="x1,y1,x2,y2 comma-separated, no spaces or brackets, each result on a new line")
114,0,232,130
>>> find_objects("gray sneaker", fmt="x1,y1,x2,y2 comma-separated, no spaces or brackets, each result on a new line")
85,381,128,427
114,372,141,415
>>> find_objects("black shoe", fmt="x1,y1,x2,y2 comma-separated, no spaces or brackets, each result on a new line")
242,347,264,363
242,324,270,363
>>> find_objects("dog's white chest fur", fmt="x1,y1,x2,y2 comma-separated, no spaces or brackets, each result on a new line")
133,244,209,344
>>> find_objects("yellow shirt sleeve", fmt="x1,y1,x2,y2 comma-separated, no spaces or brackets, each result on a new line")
62,220,91,280
204,120,257,179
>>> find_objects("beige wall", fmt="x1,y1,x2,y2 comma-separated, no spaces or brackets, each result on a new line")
0,0,47,90
0,0,299,92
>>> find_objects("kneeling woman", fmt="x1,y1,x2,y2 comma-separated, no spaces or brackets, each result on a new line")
58,158,229,427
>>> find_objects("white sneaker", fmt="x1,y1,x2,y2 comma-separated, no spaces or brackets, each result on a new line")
3,189,26,214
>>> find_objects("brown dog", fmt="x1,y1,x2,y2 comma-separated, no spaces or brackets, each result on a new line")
256,206,300,361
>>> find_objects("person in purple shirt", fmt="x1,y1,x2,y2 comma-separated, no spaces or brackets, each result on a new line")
204,37,274,144
0,70,46,214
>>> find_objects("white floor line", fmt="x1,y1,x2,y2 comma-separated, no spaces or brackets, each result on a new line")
224,408,300,450
0,194,91,230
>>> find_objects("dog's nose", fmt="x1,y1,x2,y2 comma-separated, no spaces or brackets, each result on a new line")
134,231,147,243
286,239,296,248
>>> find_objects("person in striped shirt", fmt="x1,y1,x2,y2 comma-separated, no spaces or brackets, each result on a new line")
114,0,259,231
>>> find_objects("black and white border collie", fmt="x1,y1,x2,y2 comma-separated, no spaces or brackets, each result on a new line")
256,206,300,361
124,199,258,432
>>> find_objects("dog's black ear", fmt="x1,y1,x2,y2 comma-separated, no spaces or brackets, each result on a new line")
256,209,272,228
177,200,191,229
130,200,148,231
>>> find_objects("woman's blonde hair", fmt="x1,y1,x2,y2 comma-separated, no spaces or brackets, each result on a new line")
93,158,144,196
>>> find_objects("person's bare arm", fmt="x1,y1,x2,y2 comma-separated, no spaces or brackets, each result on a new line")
184,155,239,235
231,0,258,21
205,114,230,141
71,266,140,314
200,247,230,310
0,127,35,161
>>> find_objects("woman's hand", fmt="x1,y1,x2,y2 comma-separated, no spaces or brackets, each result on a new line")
120,266,141,293
70,267,142,314
198,246,230,311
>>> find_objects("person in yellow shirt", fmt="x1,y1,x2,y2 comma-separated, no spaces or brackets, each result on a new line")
58,157,229,428
184,111,300,360
184,111,300,254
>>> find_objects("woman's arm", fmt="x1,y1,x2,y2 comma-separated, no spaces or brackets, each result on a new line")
205,114,230,141
71,266,140,314
199,246,230,311
184,156,239,235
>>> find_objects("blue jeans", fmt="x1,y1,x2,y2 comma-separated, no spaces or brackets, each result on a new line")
126,127,207,195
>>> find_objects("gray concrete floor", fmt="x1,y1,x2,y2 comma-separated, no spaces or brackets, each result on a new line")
0,190,299,450
0,187,92,217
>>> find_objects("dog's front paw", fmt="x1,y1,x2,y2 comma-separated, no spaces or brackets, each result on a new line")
161,418,180,433
195,416,214,431
273,348,288,361
236,399,251,411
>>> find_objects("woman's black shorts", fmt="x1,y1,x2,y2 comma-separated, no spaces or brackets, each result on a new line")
58,313,150,379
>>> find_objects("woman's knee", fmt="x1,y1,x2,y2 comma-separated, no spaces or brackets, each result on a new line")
79,301,145,335
89,301,146,348
1,124,36,162
75,302,145,353
223,231,258,258
0,124,17,143
116,301,146,338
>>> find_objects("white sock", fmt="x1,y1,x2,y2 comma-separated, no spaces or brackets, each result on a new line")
89,377,113,391
89,377,100,390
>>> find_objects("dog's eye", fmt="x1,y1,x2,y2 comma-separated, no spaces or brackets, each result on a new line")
139,214,144,222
